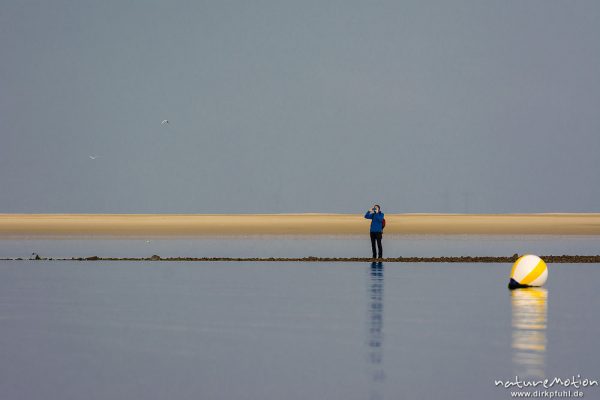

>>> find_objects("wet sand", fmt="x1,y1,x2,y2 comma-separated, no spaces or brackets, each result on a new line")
0,213,599,237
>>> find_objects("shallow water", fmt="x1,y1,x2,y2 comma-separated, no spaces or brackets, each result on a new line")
0,260,598,399
1,234,599,259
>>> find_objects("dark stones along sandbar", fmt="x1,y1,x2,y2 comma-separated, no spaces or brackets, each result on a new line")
3,254,600,263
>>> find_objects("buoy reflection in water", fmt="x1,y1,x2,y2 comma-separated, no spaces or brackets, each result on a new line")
511,288,548,379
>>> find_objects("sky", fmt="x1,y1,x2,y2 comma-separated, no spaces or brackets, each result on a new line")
1,0,599,213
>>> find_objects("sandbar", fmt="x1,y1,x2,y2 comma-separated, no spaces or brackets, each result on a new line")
0,213,599,237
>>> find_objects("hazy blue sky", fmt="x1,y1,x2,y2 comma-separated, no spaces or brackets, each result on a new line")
1,1,599,213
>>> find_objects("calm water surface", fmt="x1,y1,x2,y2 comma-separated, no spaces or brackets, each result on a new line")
0,259,598,400
0,234,599,258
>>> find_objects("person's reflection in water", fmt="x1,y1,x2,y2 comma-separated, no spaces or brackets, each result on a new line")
511,288,548,379
367,262,385,400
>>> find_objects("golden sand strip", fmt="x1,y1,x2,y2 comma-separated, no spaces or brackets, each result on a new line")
0,214,599,236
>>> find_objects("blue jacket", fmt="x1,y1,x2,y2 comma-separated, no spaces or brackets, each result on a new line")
364,211,385,233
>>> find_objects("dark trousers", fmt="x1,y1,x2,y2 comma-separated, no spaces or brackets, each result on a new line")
370,232,383,258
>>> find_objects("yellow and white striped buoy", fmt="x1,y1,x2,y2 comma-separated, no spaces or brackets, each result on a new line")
509,255,548,289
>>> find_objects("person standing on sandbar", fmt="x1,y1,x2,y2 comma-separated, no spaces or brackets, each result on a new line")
365,204,384,259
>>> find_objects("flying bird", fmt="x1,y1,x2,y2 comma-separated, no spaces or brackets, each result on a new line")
88,155,99,160
161,120,169,125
